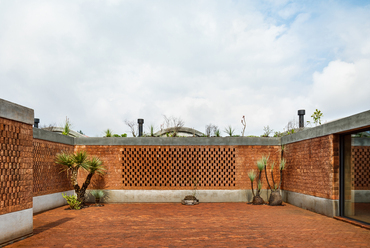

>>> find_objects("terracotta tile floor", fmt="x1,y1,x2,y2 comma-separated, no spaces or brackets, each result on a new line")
6,203,370,247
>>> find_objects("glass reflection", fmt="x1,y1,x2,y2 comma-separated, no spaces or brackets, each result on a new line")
344,131,370,223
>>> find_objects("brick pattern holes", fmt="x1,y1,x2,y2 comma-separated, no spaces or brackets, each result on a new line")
0,118,33,215
122,147,236,189
352,146,370,190
33,139,73,196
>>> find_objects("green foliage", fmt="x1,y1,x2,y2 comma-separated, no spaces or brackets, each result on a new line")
62,117,71,136
256,159,265,172
257,180,262,190
150,125,155,137
270,161,275,170
104,129,112,137
279,158,286,170
248,170,257,182
113,134,120,137
273,131,283,137
261,155,269,166
223,125,235,137
90,190,105,199
261,125,273,137
77,130,84,135
121,133,127,137
86,156,105,176
62,193,81,210
307,109,323,126
215,129,221,137
246,135,259,137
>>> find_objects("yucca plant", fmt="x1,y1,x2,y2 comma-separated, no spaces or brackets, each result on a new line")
248,170,257,197
55,151,105,205
223,125,235,137
104,129,112,137
90,190,105,206
62,117,71,136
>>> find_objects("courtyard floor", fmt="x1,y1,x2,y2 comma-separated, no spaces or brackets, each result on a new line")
6,203,370,247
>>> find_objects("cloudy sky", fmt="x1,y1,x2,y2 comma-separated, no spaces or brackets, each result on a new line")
1,0,369,137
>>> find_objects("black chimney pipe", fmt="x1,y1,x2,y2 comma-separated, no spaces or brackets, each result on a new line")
138,119,144,137
298,110,305,128
34,118,40,128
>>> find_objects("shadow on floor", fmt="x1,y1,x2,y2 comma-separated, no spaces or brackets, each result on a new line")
33,217,74,235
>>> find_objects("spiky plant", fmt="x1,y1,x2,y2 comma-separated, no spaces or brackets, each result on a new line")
55,151,105,205
62,117,71,136
90,190,105,199
278,158,287,190
104,129,112,137
215,129,221,137
223,125,235,137
248,170,257,197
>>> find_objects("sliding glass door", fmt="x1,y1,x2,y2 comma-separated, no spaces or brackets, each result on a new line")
342,131,370,223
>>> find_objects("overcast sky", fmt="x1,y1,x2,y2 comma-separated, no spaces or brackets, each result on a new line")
1,0,370,137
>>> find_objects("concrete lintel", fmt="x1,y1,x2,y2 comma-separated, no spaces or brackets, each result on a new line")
33,190,74,214
84,189,274,203
282,110,370,145
0,98,34,125
282,190,339,217
33,128,75,145
75,137,281,146
0,208,33,246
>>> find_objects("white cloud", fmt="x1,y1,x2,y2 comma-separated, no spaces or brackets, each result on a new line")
0,0,370,137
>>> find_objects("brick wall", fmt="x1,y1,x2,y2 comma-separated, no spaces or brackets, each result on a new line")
75,145,281,190
33,139,73,196
352,146,370,190
282,135,340,200
0,117,33,215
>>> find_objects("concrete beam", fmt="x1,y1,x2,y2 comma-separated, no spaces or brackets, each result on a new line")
76,137,281,146
33,190,74,214
0,98,34,125
84,189,272,203
0,208,33,246
282,190,338,217
282,110,370,145
33,128,75,145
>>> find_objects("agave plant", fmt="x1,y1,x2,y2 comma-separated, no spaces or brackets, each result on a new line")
104,129,112,137
223,125,235,137
55,151,105,205
90,190,105,205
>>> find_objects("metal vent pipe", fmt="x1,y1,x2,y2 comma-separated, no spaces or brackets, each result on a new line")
34,118,40,128
298,110,305,128
138,119,144,137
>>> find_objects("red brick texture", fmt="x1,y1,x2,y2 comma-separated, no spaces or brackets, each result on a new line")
282,134,340,200
352,146,370,190
75,145,281,190
33,139,73,197
0,117,33,215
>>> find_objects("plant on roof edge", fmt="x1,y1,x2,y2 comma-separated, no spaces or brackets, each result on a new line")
224,125,235,137
62,117,71,136
55,151,106,206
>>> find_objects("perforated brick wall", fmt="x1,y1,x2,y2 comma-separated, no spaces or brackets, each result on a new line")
33,139,73,196
282,135,340,200
352,146,370,190
0,117,33,215
75,145,281,190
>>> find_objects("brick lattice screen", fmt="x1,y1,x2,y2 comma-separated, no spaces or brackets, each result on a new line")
0,118,33,215
33,139,73,196
122,147,236,188
352,146,370,190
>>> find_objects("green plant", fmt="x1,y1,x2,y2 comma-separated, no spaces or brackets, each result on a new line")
273,131,283,137
104,129,112,137
248,170,257,197
215,129,221,137
121,133,127,137
62,193,81,210
56,151,105,205
261,126,273,137
307,109,323,126
150,124,155,137
90,190,105,199
113,134,120,137
224,125,235,137
62,117,71,136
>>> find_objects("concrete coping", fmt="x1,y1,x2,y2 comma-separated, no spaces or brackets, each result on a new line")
75,136,282,146
282,109,370,144
0,98,34,125
33,128,75,145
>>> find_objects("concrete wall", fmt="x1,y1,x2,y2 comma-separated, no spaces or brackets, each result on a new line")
33,190,74,214
0,98,34,246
